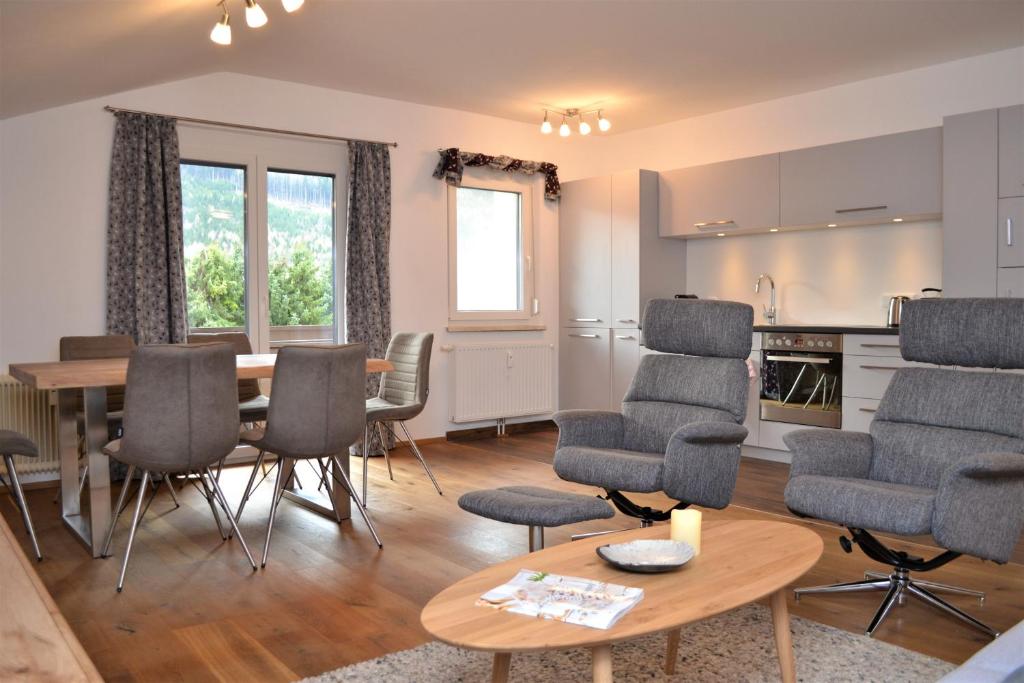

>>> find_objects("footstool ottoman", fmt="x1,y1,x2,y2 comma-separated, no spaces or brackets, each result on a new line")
458,486,614,551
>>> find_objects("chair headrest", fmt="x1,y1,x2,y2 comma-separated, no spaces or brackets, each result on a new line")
900,298,1024,369
640,299,753,358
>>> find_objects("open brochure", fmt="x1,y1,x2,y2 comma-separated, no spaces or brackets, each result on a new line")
476,569,644,630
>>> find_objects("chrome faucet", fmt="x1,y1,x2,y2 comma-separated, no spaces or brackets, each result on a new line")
755,273,777,325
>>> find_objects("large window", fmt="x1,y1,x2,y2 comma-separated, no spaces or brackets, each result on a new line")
447,178,534,323
178,125,345,352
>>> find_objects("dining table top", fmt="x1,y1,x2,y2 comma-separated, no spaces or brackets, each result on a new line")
8,353,394,390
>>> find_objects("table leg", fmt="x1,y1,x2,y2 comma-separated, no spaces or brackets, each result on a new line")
281,455,351,520
664,628,681,674
59,388,111,558
770,589,796,683
592,645,613,683
492,652,511,683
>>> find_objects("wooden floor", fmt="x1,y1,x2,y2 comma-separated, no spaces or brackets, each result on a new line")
3,429,1023,682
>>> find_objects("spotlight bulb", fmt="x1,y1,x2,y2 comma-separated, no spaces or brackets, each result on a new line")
282,0,304,11
210,6,232,45
559,120,571,137
597,111,611,132
245,0,268,27
540,112,552,134
579,119,591,135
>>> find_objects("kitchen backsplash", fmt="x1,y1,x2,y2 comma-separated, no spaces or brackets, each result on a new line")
686,220,942,326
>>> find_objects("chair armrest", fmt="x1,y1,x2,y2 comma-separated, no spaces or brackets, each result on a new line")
676,421,748,445
553,410,624,450
933,452,1024,563
784,429,874,480
662,422,743,509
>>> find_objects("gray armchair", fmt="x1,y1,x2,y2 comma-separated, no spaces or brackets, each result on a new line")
785,298,1024,639
554,299,753,523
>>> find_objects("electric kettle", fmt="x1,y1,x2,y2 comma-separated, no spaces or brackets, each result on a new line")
887,295,910,327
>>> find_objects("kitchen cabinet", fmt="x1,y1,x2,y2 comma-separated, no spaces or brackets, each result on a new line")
998,197,1024,268
560,176,611,327
999,105,1024,199
611,329,642,406
743,333,761,447
559,328,611,411
658,154,780,237
780,127,942,229
841,397,880,433
998,267,1024,298
942,109,999,297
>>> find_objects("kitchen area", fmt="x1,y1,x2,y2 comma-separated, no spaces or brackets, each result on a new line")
558,103,1023,462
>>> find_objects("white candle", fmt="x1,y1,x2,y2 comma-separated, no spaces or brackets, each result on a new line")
670,509,702,555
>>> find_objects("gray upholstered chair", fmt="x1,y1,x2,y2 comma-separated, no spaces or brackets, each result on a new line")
362,332,441,503
0,430,42,561
238,344,381,566
553,299,753,526
785,298,1024,639
187,331,269,424
102,344,257,591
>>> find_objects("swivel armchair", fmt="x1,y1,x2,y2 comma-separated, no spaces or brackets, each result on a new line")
553,299,753,524
785,298,1024,639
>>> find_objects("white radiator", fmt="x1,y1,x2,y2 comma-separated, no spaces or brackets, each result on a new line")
447,343,554,423
0,376,59,474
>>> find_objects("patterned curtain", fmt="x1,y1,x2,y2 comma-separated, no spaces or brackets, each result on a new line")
105,112,188,345
346,142,392,398
433,147,560,200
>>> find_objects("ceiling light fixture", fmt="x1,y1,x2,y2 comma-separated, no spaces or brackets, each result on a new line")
281,0,304,12
210,1,232,45
540,107,611,138
244,0,268,27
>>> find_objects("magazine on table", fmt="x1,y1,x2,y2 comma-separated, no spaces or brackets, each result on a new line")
476,569,643,630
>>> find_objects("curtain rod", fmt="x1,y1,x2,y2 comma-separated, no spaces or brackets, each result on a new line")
103,105,398,148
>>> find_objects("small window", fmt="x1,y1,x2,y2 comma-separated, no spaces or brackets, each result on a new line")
447,178,534,323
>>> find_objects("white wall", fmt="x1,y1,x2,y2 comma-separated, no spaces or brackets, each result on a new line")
562,47,1024,324
0,72,592,440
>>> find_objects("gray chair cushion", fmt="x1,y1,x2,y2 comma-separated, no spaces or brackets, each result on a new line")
900,298,1024,369
372,332,432,422
366,396,417,422
785,475,936,536
239,394,269,422
554,446,664,493
458,486,613,527
640,299,753,358
0,430,38,457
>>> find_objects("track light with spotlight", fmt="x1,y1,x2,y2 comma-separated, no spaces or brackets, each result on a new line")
211,0,304,45
540,107,611,138
244,0,268,27
282,0,304,11
210,1,232,45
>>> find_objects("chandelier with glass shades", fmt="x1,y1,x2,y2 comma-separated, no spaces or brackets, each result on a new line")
210,0,305,46
540,108,611,137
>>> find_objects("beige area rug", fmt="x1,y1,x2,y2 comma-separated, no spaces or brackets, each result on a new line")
301,603,955,682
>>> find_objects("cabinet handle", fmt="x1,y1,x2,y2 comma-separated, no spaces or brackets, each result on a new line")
859,343,900,349
859,364,902,371
1008,217,1014,247
615,335,636,340
858,407,878,413
570,318,601,323
569,333,600,339
835,205,888,214
696,220,736,232
616,319,636,324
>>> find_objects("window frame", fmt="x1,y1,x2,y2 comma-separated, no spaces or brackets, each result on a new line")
446,175,536,324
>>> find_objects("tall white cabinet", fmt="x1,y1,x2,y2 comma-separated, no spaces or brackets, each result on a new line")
559,170,688,411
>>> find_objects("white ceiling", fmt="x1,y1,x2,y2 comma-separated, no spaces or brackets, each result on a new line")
2,0,1023,130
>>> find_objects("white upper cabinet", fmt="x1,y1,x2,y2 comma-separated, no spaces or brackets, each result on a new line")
780,128,942,229
559,175,612,327
998,197,1024,268
658,154,780,237
999,105,1024,199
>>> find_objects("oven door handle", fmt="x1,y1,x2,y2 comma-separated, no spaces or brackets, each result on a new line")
765,355,832,364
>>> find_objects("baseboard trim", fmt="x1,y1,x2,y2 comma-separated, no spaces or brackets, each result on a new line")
446,419,556,442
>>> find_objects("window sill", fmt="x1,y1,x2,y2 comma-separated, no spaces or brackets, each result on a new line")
446,322,547,333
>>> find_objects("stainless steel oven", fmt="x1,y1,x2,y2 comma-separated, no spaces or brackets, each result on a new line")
760,332,843,429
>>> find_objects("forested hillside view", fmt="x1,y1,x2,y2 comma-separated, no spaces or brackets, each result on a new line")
181,164,335,331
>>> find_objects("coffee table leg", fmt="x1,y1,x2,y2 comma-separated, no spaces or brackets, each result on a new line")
664,628,681,674
770,589,796,683
592,645,613,683
492,652,511,683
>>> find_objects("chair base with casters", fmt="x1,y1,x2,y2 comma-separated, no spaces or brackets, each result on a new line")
0,430,42,561
362,419,442,504
792,527,999,639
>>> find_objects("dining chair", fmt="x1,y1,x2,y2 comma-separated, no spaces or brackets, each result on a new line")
0,430,43,561
101,343,257,591
362,332,441,504
237,344,382,566
187,331,269,425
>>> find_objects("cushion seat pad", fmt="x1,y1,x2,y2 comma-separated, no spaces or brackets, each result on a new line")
785,475,936,536
366,396,418,422
0,429,38,458
458,486,614,527
554,446,664,493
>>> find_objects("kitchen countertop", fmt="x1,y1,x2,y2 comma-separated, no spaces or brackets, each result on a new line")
753,324,899,335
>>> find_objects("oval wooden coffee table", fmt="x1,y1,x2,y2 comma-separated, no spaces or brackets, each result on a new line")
421,519,823,682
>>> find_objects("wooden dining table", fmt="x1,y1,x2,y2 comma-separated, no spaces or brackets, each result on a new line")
8,353,393,558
